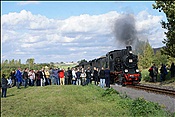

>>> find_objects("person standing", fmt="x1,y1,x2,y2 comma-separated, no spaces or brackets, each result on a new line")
170,62,175,78
52,68,59,85
148,66,154,82
105,67,110,88
23,68,28,88
15,67,23,89
35,70,41,86
93,67,99,86
80,69,86,86
76,68,81,85
10,70,16,87
86,67,92,85
67,67,72,85
1,74,8,98
41,68,46,86
49,68,53,85
72,68,77,85
160,64,168,82
99,67,105,88
152,64,158,82
59,69,65,85
45,69,50,85
28,69,35,86
64,69,68,85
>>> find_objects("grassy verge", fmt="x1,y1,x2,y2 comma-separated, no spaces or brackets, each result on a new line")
1,85,172,117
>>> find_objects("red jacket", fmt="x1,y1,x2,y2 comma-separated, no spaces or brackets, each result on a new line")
59,70,64,78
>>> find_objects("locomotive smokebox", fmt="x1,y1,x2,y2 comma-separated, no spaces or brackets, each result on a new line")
126,46,132,51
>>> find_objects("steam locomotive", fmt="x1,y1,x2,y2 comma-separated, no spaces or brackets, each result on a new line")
76,46,141,85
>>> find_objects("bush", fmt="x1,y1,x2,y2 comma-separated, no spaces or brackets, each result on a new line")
102,88,119,97
130,97,163,116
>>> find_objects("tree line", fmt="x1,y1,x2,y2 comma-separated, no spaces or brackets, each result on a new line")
136,41,175,70
1,58,53,78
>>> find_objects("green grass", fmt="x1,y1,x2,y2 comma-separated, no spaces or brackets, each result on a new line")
1,85,172,117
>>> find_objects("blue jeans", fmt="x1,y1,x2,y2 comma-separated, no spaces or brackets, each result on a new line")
23,79,28,88
55,77,60,85
1,88,7,97
30,79,34,86
47,78,50,85
100,79,105,88
51,76,56,85
86,78,91,85
72,80,76,85
17,82,20,89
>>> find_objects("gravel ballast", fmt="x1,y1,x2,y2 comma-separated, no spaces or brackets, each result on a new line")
111,84,175,113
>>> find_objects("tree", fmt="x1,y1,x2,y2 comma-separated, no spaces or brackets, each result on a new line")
152,1,175,57
138,42,154,69
153,50,168,67
26,58,35,69
134,39,148,55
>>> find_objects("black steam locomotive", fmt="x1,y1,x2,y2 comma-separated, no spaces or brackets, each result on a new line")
77,46,141,85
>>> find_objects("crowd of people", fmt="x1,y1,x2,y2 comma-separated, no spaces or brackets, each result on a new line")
148,62,175,82
3,66,111,90
1,62,175,98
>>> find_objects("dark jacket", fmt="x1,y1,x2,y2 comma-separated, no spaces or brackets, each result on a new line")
10,72,16,80
160,65,168,75
76,71,81,79
99,70,105,79
23,71,28,79
86,69,92,79
105,69,110,78
93,70,98,78
67,70,72,78
170,63,175,73
1,77,8,88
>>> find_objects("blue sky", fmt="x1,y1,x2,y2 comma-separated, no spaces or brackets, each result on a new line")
1,1,166,63
2,1,164,19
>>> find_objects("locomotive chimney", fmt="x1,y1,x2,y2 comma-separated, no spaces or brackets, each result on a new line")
126,46,132,51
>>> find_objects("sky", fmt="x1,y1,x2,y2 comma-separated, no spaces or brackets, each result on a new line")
1,1,167,64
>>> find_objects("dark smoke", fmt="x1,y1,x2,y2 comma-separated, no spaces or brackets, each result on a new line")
113,14,138,47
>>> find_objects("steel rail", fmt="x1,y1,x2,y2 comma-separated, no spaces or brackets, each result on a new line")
126,84,175,98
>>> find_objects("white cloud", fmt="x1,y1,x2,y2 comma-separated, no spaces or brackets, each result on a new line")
136,10,163,32
2,10,166,63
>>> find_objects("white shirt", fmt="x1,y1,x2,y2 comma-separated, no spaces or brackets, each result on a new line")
29,72,35,80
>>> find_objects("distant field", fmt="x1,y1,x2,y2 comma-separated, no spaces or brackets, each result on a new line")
54,64,77,70
1,85,172,117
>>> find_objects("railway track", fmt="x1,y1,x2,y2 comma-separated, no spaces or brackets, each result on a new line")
126,84,175,98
